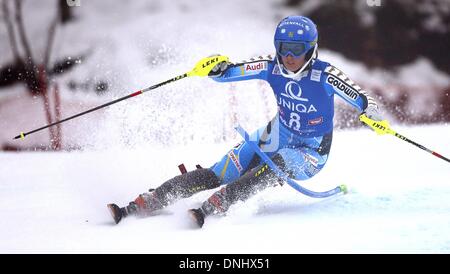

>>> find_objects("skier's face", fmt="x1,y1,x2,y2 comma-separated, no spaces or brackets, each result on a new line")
281,54,305,72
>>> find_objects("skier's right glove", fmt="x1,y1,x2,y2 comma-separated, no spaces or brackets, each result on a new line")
207,54,229,78
363,104,383,121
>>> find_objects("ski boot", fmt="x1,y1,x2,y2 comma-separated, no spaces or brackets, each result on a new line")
108,190,162,224
107,203,125,224
188,208,205,228
107,201,138,224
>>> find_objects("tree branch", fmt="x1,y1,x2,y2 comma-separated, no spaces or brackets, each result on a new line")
43,13,60,69
1,0,22,61
14,0,33,64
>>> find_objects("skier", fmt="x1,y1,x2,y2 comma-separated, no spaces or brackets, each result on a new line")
107,15,383,227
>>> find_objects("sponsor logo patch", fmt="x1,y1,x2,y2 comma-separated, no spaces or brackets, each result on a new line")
277,81,318,115
272,64,281,75
326,75,359,101
254,164,269,177
305,163,320,176
308,117,323,126
281,81,307,101
304,153,319,167
279,21,307,28
310,69,322,82
233,142,243,149
241,61,267,75
228,151,243,172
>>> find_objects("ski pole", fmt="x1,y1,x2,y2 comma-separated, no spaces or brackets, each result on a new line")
13,55,229,140
359,114,450,163
235,125,347,198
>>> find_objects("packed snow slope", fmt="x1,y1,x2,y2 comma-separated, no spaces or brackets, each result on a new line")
0,125,449,253
1,0,449,254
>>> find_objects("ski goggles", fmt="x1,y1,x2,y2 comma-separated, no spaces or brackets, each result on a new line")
276,42,308,58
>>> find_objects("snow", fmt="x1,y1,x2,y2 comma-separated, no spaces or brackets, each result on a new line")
0,124,449,253
1,0,450,254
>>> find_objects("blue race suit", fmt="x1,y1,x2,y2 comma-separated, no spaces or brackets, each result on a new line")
121,55,379,221
210,55,376,184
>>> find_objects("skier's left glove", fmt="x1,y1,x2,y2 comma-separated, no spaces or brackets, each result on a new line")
207,54,229,78
363,105,383,121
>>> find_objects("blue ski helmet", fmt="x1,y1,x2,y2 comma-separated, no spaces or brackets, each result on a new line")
274,16,318,58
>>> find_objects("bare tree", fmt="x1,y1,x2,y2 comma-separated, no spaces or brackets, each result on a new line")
2,0,21,62
14,0,33,62
1,0,68,150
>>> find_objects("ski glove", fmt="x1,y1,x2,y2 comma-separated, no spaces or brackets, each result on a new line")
363,105,383,121
207,54,229,77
